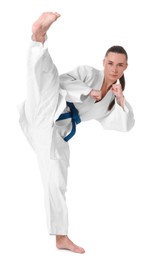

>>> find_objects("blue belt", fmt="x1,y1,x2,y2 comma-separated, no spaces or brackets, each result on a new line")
56,102,81,142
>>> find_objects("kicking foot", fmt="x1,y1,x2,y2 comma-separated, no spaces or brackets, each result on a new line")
32,12,61,43
56,235,85,254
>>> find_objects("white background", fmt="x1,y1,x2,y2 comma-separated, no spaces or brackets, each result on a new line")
0,0,150,259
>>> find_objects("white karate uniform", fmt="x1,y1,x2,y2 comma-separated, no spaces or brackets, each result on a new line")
18,39,135,235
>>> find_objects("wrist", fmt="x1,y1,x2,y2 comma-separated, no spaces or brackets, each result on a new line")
116,95,124,108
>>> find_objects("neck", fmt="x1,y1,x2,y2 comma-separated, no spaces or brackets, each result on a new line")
101,79,113,91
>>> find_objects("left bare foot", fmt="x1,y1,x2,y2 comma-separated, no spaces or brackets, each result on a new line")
56,235,85,254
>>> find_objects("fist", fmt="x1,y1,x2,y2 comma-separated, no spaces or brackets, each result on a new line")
111,83,123,98
89,89,102,101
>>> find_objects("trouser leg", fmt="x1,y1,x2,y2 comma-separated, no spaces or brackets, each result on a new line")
25,39,69,235
47,159,69,235
25,39,59,127
37,152,69,235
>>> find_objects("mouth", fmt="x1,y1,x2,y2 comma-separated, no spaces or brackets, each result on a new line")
110,74,118,77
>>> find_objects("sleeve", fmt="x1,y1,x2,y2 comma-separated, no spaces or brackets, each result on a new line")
98,98,135,132
59,66,92,102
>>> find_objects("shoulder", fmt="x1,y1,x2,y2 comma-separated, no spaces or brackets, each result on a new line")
74,65,101,79
59,65,102,82
76,65,99,73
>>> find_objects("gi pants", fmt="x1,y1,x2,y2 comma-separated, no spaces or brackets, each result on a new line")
19,39,71,235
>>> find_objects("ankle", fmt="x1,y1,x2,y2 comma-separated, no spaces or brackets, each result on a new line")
56,235,67,242
31,34,45,43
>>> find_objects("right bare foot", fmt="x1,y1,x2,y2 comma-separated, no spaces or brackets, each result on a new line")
56,235,85,254
32,12,61,43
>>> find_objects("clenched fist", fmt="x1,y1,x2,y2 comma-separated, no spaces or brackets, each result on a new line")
89,89,102,101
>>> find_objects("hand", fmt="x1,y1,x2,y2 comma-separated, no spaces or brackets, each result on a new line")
111,83,123,98
111,83,124,108
89,89,102,101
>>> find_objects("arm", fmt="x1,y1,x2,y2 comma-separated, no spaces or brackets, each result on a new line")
89,82,125,106
92,82,135,132
111,82,125,109
98,98,135,132
59,65,93,102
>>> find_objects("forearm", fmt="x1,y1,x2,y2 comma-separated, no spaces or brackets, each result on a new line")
116,95,125,110
100,100,135,132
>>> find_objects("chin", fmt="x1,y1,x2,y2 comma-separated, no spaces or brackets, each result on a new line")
110,77,117,83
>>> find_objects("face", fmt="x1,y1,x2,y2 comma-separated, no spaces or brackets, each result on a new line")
103,52,128,83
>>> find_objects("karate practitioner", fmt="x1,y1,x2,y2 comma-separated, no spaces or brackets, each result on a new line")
18,12,135,254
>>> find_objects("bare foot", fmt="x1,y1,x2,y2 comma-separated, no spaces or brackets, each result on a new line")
56,235,85,254
32,12,61,43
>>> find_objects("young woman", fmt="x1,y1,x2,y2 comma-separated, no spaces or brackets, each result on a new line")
18,12,135,254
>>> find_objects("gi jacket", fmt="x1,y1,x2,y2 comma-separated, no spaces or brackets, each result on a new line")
18,42,135,165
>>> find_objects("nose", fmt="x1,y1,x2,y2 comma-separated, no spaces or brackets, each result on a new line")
112,65,118,73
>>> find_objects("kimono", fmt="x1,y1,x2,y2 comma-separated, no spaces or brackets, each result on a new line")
18,39,135,235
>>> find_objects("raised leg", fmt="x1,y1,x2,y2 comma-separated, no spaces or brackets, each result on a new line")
25,13,61,127
29,12,85,254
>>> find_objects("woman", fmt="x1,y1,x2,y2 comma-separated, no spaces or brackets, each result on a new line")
18,12,135,254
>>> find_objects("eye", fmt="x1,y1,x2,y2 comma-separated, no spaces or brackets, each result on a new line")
118,64,123,67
